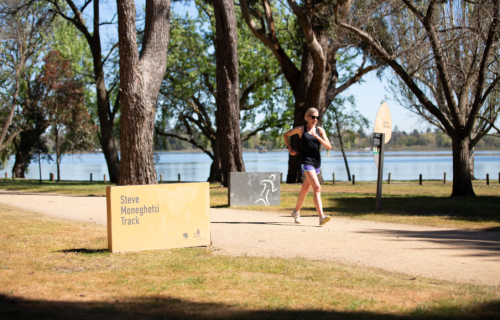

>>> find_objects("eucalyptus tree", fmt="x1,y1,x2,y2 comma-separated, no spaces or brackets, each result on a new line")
157,5,291,183
335,0,500,196
40,50,95,181
239,0,383,183
31,0,122,183
213,0,245,187
117,0,171,185
11,17,94,178
0,0,54,151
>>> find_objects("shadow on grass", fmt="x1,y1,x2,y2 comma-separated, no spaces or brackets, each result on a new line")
1,294,499,319
325,195,500,224
212,204,229,209
57,248,109,255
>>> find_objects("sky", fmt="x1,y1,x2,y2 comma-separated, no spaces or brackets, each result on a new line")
91,0,443,134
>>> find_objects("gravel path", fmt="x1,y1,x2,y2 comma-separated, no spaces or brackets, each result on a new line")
1,189,499,286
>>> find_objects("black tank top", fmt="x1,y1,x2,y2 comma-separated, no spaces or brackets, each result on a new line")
300,126,321,168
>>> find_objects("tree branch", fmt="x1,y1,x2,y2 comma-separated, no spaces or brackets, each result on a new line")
155,129,214,159
334,6,455,135
465,0,500,134
239,0,300,90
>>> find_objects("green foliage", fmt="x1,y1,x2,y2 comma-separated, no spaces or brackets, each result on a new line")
48,16,99,129
49,17,94,78
157,2,294,153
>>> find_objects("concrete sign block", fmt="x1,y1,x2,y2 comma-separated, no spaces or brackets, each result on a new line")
106,182,210,253
229,172,280,207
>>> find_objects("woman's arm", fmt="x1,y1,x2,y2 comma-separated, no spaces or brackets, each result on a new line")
283,126,303,156
310,127,332,150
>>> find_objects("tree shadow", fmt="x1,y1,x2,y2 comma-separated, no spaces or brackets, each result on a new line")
354,228,500,257
1,294,499,319
56,248,109,255
324,196,500,224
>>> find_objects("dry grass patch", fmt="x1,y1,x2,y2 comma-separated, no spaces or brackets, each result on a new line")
1,205,500,319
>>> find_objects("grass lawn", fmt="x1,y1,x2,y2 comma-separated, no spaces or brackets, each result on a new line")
1,178,499,229
1,204,499,319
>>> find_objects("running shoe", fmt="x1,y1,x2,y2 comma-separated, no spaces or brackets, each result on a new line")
291,210,302,224
319,215,331,226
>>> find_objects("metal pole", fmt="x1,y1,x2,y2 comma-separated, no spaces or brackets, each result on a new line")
487,174,490,185
375,133,385,212
388,172,391,184
332,173,335,185
419,174,422,185
444,172,446,184
281,173,283,184
90,173,93,182
352,175,355,185
178,173,181,182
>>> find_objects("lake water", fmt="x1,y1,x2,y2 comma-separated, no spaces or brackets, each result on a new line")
1,150,499,182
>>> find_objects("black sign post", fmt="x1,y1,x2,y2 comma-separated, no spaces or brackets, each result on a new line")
373,133,385,212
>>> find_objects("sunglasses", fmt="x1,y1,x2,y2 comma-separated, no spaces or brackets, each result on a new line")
309,115,320,120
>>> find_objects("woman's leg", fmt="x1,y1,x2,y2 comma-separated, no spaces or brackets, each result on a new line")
294,177,311,213
303,170,324,217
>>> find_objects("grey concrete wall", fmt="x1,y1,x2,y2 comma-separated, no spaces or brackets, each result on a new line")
229,172,281,207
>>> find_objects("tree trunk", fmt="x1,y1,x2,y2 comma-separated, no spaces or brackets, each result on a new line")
338,134,351,181
95,68,120,183
91,0,120,183
55,127,60,182
38,152,42,184
469,147,475,180
11,131,33,178
207,139,222,183
451,136,475,197
214,0,245,188
117,0,171,185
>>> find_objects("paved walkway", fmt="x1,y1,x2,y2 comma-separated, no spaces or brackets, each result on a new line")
0,189,499,285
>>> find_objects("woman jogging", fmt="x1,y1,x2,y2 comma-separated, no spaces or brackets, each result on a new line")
283,108,332,226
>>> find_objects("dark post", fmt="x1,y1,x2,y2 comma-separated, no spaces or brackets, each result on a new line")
104,174,107,183
4,172,7,179
332,173,335,185
388,173,391,184
90,173,93,182
178,173,181,182
486,174,489,185
160,174,163,183
50,173,54,182
281,173,283,183
419,174,422,185
375,133,385,212
352,175,355,185
444,172,446,184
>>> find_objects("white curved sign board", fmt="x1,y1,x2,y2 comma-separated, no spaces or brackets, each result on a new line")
373,102,392,167
374,102,392,143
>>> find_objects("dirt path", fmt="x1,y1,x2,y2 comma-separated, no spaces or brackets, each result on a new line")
1,189,499,286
